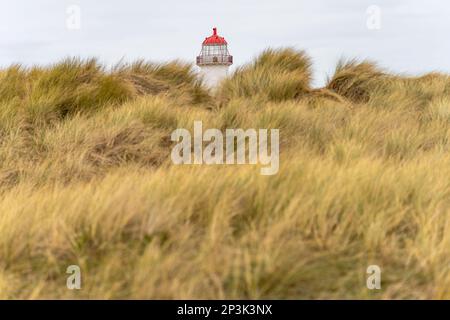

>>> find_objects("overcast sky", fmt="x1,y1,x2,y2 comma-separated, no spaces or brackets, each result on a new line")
0,0,449,86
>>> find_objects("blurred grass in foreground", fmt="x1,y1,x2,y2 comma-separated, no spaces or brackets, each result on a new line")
0,49,449,299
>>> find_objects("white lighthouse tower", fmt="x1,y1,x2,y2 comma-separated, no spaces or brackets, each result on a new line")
196,27,233,88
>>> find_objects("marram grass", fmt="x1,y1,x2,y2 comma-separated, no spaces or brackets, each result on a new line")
0,49,449,299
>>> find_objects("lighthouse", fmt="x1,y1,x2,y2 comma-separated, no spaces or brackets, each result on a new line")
196,28,233,88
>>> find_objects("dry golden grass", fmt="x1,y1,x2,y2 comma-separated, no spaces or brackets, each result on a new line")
0,49,449,299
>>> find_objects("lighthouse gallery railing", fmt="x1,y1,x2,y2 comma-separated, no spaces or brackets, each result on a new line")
196,55,233,66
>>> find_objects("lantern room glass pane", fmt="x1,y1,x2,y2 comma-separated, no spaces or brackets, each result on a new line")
201,45,229,56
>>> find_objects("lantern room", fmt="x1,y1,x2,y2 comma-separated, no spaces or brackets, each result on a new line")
196,28,233,66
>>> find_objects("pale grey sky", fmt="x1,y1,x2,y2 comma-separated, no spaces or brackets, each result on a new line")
0,0,449,86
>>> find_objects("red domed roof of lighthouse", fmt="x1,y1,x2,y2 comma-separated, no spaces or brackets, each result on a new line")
202,28,228,45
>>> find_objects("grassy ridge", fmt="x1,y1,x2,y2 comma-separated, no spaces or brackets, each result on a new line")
0,49,449,299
